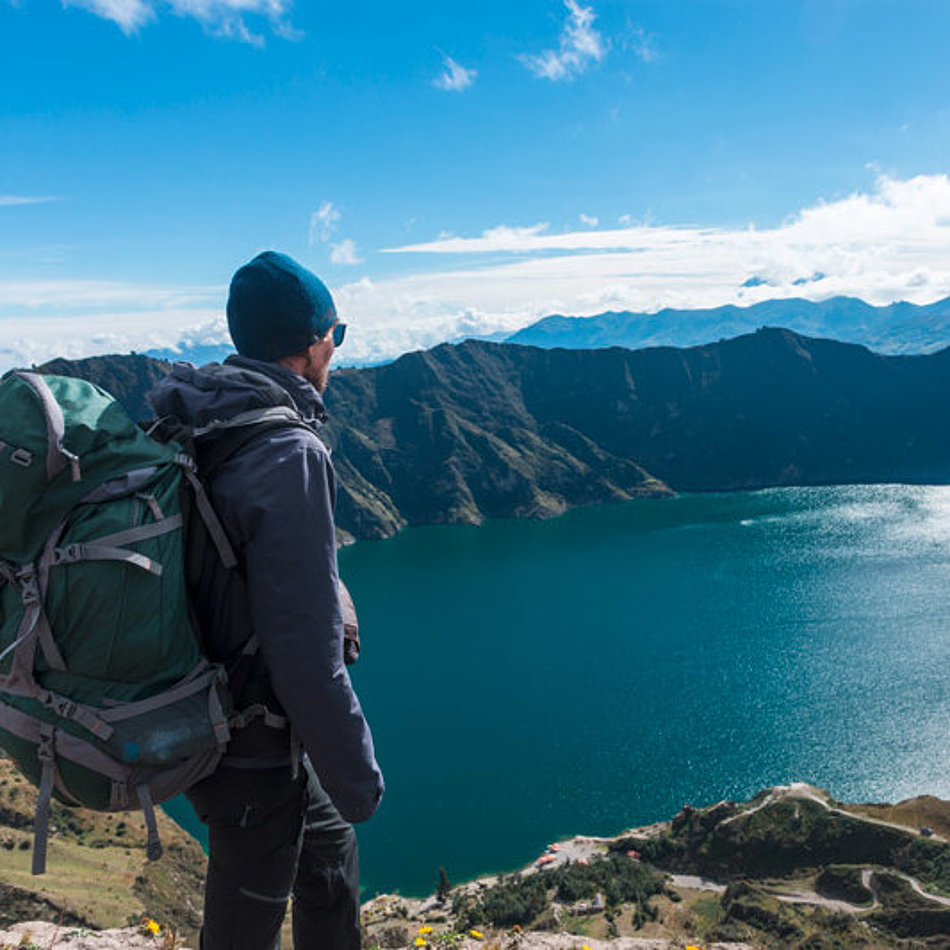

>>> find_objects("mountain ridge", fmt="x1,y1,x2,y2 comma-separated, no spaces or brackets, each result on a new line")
34,327,950,542
506,295,950,355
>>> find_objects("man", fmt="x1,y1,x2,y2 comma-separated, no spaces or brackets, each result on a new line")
149,251,384,950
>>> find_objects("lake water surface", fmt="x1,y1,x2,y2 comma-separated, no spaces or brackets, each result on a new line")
168,485,950,897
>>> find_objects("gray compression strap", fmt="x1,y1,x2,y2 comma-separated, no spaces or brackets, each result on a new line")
136,785,164,861
79,467,159,504
0,567,44,688
50,543,163,576
89,514,182,549
228,703,288,731
34,688,114,741
32,608,66,673
98,663,215,722
15,372,81,483
33,525,69,673
191,406,303,438
179,464,238,569
0,702,127,781
32,724,56,875
208,670,231,747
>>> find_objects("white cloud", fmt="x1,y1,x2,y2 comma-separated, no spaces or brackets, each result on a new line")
617,213,632,226
0,195,59,207
6,174,950,373
392,222,550,254
579,213,598,227
309,201,341,245
520,0,606,82
63,0,294,42
63,0,155,34
330,239,362,265
167,0,295,44
627,25,658,63
433,55,477,92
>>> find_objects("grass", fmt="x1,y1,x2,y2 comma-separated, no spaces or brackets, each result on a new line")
0,758,206,943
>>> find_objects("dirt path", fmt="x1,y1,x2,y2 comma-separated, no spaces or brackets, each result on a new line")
890,871,950,908
719,783,946,844
774,891,868,914
668,874,727,894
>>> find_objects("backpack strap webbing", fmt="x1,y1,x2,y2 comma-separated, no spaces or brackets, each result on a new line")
136,784,164,862
228,703,287,731
31,723,56,875
0,564,64,683
196,412,315,479
176,459,238,571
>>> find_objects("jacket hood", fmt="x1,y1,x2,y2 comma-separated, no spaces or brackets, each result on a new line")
148,354,328,429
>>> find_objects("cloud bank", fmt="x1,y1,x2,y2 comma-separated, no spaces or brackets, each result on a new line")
4,174,950,372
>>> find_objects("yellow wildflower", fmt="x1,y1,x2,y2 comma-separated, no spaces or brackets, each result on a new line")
415,939,427,948
146,919,161,935
686,945,702,950
470,930,484,940
418,926,434,935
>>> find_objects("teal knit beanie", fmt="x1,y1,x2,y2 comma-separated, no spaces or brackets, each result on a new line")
227,251,337,361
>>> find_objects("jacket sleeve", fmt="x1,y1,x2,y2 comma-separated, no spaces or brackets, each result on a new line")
227,429,384,823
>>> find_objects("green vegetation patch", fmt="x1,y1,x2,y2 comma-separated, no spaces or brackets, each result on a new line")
452,854,667,931
815,865,874,905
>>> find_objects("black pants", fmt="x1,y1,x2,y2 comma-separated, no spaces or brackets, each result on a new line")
186,759,360,950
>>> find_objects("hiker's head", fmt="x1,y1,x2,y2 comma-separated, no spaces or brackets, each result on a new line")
227,251,342,391
280,319,341,393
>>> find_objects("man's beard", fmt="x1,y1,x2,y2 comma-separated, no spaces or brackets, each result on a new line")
304,349,331,393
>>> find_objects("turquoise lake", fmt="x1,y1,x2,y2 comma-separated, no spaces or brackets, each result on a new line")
168,485,950,897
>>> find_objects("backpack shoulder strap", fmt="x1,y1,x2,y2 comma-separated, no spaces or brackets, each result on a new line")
196,409,314,477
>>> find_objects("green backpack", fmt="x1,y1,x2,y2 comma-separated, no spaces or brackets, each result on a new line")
0,370,234,874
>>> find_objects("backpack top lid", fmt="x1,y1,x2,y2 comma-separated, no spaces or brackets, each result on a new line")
0,371,179,563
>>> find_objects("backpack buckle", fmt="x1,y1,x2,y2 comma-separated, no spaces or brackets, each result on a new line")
36,727,55,763
15,568,40,607
40,693,77,719
50,544,84,566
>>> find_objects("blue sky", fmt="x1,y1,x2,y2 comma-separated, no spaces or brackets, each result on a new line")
4,0,950,368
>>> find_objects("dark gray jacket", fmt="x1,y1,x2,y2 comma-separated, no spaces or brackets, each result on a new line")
149,355,383,824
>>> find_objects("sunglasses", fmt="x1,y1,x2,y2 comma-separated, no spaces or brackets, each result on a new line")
323,322,346,347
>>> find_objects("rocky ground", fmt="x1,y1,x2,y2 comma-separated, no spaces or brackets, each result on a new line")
0,921,188,949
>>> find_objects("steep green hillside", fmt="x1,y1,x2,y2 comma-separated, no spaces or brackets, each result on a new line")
0,757,205,944
35,328,950,541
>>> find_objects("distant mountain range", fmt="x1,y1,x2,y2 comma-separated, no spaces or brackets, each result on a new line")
143,296,950,369
506,295,950,354
40,328,950,542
